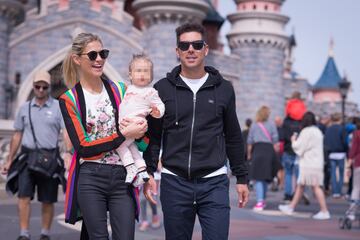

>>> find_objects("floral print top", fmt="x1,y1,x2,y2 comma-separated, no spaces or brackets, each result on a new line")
82,85,121,165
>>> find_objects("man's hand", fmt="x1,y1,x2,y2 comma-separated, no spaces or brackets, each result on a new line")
143,175,158,205
150,106,161,118
1,155,13,175
236,184,249,208
1,161,11,175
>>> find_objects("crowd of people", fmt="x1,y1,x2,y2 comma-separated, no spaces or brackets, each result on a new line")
243,92,359,222
0,22,359,240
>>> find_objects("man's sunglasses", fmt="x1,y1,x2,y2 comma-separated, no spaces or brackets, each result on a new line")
80,49,110,61
34,85,49,90
177,40,206,51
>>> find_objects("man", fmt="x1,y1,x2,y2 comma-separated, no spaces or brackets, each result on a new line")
143,23,249,240
1,70,70,240
281,92,304,202
324,112,348,198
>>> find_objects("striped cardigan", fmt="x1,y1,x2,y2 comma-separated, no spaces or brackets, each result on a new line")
59,78,147,224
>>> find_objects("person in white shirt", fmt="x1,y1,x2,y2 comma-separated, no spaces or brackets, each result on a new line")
279,111,331,220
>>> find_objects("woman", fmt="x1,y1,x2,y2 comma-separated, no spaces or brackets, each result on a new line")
248,106,278,211
59,33,147,240
279,111,330,220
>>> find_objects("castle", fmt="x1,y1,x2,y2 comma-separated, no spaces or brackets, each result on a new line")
0,0,358,133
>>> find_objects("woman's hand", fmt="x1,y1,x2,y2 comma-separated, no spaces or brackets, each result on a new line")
291,132,298,142
120,118,148,139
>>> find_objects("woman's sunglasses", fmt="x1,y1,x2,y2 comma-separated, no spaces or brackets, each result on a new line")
177,40,206,51
80,49,110,61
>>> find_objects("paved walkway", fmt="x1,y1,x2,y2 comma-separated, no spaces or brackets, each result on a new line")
0,177,359,240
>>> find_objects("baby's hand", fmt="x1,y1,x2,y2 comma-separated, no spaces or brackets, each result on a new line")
150,106,161,118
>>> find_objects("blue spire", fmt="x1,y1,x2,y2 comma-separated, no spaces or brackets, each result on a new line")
313,56,342,90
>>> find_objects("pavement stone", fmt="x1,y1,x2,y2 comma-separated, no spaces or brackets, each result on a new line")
0,177,359,240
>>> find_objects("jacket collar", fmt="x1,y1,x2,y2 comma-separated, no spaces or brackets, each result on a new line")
166,65,223,88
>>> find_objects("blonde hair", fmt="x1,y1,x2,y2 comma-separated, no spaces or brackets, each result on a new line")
256,106,270,122
62,33,103,88
128,53,154,81
331,112,342,122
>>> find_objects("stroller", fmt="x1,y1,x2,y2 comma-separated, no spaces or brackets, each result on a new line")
339,200,360,230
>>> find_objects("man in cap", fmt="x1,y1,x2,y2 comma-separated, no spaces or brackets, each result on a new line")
1,70,71,240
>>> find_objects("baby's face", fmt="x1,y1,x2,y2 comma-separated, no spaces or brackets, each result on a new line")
129,59,152,87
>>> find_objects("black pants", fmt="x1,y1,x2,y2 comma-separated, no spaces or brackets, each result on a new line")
77,162,135,240
324,158,331,191
160,174,230,240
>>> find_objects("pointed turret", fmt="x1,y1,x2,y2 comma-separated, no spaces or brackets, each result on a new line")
312,39,343,103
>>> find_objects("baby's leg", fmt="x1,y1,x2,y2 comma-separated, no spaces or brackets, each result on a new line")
116,139,137,183
129,143,150,187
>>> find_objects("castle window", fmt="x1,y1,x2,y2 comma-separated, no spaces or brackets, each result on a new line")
264,5,268,11
253,4,257,10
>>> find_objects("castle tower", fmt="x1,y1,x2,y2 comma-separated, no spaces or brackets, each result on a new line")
0,0,24,118
227,0,289,119
312,39,342,103
132,0,210,81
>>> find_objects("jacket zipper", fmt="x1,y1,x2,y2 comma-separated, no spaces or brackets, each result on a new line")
188,93,197,179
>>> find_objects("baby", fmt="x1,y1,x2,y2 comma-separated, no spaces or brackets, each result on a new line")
117,53,164,187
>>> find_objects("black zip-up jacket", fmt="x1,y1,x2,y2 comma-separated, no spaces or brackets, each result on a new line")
144,65,248,184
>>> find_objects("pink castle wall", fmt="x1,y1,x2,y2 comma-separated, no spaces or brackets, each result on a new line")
313,90,341,103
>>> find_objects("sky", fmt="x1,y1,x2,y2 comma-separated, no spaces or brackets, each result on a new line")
218,0,360,104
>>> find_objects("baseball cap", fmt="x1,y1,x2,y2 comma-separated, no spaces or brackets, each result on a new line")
33,70,51,85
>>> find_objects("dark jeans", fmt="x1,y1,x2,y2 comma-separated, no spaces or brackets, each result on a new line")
77,162,135,240
282,153,297,197
330,158,345,195
324,158,331,191
160,174,230,240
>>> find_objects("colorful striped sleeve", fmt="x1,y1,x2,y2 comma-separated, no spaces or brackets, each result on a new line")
59,90,125,159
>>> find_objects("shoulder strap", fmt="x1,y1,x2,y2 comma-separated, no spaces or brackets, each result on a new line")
28,101,39,150
258,122,272,142
28,100,60,149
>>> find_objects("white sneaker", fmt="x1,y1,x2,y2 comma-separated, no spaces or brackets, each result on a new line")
312,211,331,220
278,204,294,215
348,213,356,221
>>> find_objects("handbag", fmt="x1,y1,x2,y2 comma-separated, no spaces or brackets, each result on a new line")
27,101,60,178
258,122,278,178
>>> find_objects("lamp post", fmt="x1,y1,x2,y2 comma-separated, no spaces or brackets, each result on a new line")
338,76,351,125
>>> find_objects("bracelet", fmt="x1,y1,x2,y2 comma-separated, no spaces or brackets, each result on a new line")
65,150,73,154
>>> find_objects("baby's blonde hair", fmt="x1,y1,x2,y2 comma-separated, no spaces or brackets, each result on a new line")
128,53,154,81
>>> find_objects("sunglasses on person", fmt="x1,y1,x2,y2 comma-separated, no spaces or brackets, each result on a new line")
34,85,49,90
80,49,110,61
177,40,206,51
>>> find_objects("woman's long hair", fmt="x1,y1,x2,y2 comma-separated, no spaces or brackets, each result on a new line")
255,106,270,123
301,111,317,129
62,33,102,88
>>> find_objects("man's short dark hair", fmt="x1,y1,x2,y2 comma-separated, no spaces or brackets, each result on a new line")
175,22,206,45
